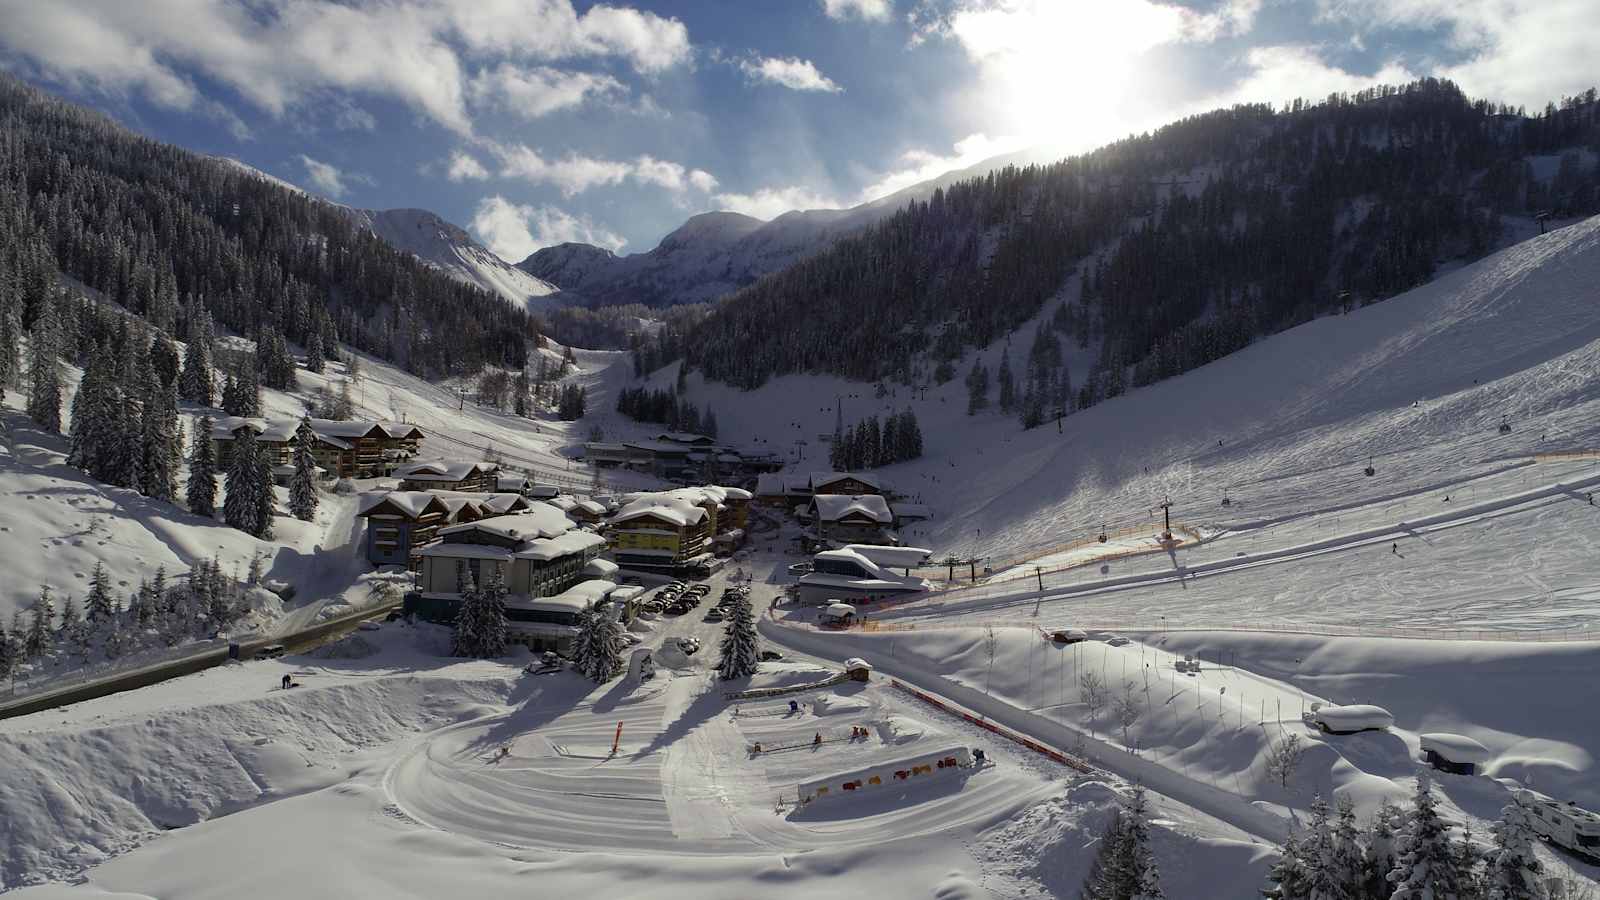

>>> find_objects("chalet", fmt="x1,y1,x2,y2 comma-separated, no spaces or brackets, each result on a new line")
794,545,931,606
655,432,716,447
356,492,452,566
502,579,631,653
608,495,711,569
496,474,530,495
811,494,895,545
568,498,608,525
411,508,608,636
809,471,884,497
357,490,533,567
212,417,425,478
397,460,499,493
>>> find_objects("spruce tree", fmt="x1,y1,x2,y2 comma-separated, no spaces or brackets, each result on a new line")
1365,798,1404,898
716,593,759,680
997,349,1016,414
450,570,507,658
179,324,213,405
1081,811,1129,900
966,360,989,415
255,451,276,539
141,374,180,501
1390,777,1465,900
25,292,62,432
305,331,325,374
1482,801,1545,900
0,291,18,403
67,340,105,471
187,415,218,516
575,602,623,682
1263,829,1310,900
1115,785,1165,899
85,561,115,622
1301,794,1352,900
223,425,261,535
0,624,13,681
288,418,320,521
26,586,54,657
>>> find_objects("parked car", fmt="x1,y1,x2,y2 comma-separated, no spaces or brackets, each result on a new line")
759,650,784,662
687,584,711,597
787,562,813,575
1050,629,1088,645
676,637,701,655
358,620,382,632
256,644,287,659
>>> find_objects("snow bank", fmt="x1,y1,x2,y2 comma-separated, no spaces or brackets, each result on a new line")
0,674,518,888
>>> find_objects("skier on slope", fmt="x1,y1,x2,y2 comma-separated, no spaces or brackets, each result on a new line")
1391,542,1398,555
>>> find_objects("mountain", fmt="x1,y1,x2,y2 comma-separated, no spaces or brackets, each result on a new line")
214,159,558,312
680,80,1600,403
349,208,558,312
517,150,1049,308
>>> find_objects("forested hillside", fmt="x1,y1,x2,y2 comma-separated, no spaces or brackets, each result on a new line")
684,80,1600,413
0,75,539,379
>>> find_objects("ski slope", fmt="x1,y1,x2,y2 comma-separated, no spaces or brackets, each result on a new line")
647,215,1600,633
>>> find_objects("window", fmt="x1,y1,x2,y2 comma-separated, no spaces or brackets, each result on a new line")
813,558,868,577
1579,833,1600,848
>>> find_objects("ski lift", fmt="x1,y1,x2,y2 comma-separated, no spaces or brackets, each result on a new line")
1221,491,1232,508
1364,457,1376,478
1498,415,1512,435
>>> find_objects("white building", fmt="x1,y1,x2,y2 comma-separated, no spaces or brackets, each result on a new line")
793,545,931,606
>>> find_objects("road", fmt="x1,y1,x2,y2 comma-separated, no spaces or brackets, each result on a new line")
0,597,401,721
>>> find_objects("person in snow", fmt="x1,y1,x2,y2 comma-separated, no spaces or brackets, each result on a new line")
1392,542,1398,554
813,732,823,747
281,673,292,690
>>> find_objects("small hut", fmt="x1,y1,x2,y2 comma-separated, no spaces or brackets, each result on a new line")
1419,733,1491,775
844,657,873,682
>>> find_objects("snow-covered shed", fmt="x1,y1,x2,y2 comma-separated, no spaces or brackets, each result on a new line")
1419,733,1491,775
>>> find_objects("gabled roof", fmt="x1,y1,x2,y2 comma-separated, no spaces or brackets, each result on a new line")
810,471,883,491
613,500,707,527
211,416,299,442
396,460,498,482
516,530,606,562
655,431,715,445
306,418,386,439
437,502,574,541
356,491,450,519
812,493,892,524
377,422,425,439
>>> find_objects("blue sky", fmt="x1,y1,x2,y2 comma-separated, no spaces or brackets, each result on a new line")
1,0,1595,263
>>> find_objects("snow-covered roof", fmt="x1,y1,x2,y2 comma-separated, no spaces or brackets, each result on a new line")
497,474,528,490
439,503,574,541
583,558,620,579
844,657,872,671
844,545,932,568
1419,733,1492,764
809,471,883,492
613,492,710,527
305,418,386,439
812,493,893,524
522,579,618,613
755,473,786,496
655,431,715,444
574,499,607,516
548,495,579,511
720,487,752,501
377,421,425,439
210,416,299,442
822,602,856,616
516,530,606,562
1311,704,1394,732
397,460,497,482
357,491,448,519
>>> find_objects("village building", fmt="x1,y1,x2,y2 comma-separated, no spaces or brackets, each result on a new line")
608,493,711,570
809,471,884,497
396,460,500,493
810,493,896,546
793,544,931,606
501,579,641,653
212,416,425,479
410,508,608,632
356,490,535,567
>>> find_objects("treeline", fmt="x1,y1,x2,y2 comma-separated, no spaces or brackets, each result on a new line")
537,301,708,355
0,74,539,381
0,559,247,677
685,80,1600,410
965,324,1073,429
828,410,923,470
614,385,720,438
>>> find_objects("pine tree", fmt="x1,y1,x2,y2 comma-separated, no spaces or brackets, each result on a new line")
68,340,105,471
575,602,624,682
570,603,595,678
26,586,54,657
1263,828,1311,900
85,561,115,622
179,321,213,406
1365,798,1404,899
903,409,924,459
141,373,181,501
1082,785,1165,900
187,415,218,516
288,418,320,521
1329,795,1365,897
1390,777,1465,900
255,451,276,539
1301,794,1352,900
997,349,1016,414
0,623,13,681
223,425,262,535
966,360,989,414
305,330,325,374
451,569,508,658
716,593,759,680
1482,801,1545,900
25,292,62,432
0,289,19,403
1081,811,1129,900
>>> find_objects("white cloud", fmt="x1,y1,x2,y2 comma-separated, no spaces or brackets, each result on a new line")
0,0,692,136
467,64,625,119
821,0,893,22
298,154,366,198
470,195,626,261
712,185,841,220
739,56,844,93
1313,0,1600,109
446,150,490,182
857,132,1028,203
1217,45,1417,108
490,143,717,196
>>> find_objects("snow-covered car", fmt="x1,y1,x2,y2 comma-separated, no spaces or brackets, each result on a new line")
686,584,711,597
759,650,784,662
676,637,701,655
357,621,382,632
1303,703,1394,735
1050,629,1088,644
256,644,287,659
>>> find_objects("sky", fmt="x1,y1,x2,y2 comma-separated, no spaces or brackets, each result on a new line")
0,0,1596,264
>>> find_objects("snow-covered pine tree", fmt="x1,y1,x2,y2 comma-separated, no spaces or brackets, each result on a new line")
1264,828,1311,900
254,450,276,539
305,330,325,374
476,566,509,658
1329,795,1365,897
223,425,261,535
85,561,115,622
0,623,13,680
242,364,263,416
1390,776,1465,900
449,571,483,657
187,415,219,516
179,319,213,405
570,603,595,677
1366,796,1404,897
221,372,243,416
1482,801,1544,900
288,418,320,521
716,593,759,680
997,349,1016,414
1116,784,1165,899
966,360,989,415
25,289,62,432
1300,794,1353,900
141,374,181,501
1080,810,1129,900
57,593,80,634
0,287,18,403
26,586,54,657
574,602,623,682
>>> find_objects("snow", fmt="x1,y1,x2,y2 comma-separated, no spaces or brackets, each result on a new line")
1309,703,1395,733
351,208,559,312
811,493,893,523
